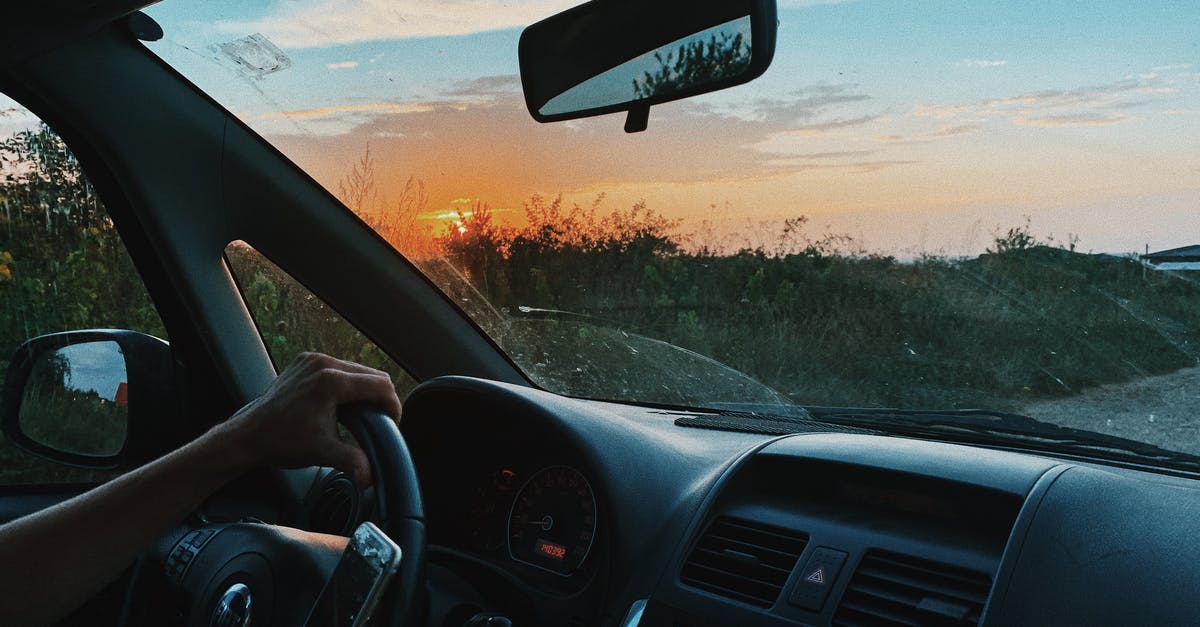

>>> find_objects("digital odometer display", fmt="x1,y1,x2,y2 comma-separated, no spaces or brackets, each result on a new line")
507,466,597,575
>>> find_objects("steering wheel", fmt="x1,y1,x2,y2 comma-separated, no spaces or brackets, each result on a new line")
339,404,428,627
121,405,426,627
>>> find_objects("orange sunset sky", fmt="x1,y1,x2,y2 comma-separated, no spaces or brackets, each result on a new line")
134,0,1200,256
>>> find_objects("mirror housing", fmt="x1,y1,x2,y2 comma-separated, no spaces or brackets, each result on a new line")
1,330,180,470
520,0,777,132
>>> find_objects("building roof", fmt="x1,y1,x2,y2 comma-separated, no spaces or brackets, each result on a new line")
1143,245,1200,262
1151,262,1200,271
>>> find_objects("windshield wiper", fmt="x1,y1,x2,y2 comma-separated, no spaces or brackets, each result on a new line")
800,406,1200,472
675,403,1200,472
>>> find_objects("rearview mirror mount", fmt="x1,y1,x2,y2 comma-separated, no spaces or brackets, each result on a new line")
520,0,777,133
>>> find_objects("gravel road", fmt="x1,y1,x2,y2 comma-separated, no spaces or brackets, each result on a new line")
1022,366,1200,455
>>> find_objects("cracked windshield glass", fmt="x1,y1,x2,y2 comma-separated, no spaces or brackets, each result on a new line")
142,2,1199,452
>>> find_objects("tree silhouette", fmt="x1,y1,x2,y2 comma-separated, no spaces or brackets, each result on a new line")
632,31,751,100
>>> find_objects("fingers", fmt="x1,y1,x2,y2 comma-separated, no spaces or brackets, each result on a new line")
325,440,373,487
289,353,403,420
318,368,405,423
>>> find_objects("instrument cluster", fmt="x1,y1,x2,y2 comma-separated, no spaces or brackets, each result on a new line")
432,459,600,579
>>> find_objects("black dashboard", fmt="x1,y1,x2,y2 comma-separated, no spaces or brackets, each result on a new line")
397,376,1200,626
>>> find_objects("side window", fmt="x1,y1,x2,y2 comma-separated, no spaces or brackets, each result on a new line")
0,96,167,484
224,242,417,398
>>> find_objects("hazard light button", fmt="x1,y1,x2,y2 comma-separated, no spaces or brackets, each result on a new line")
788,547,848,612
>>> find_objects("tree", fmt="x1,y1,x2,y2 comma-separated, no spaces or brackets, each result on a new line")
0,124,163,357
632,31,751,100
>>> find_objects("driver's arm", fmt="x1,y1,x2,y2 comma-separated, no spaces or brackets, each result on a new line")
0,352,402,627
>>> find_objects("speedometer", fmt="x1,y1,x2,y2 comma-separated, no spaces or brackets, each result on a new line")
507,466,597,575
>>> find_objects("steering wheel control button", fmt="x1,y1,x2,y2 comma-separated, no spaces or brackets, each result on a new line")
789,547,848,612
212,582,253,627
167,545,197,582
190,528,215,547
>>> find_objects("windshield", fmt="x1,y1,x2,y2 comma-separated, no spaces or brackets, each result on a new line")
143,2,1200,452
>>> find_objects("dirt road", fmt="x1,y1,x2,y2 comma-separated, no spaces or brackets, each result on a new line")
1022,366,1200,455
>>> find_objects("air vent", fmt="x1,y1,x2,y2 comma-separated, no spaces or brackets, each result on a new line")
680,517,808,608
834,551,992,627
308,475,360,535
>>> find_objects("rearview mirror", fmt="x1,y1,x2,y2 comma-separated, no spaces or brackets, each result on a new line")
1,330,181,470
520,0,777,132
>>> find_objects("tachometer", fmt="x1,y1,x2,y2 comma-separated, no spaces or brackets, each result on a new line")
507,465,597,575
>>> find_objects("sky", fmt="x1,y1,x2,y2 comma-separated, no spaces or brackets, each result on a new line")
96,1,1200,255
55,342,126,400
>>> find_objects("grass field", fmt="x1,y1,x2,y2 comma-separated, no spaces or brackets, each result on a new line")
5,123,1200,479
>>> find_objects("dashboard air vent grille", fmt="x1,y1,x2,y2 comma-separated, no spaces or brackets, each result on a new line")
833,551,992,627
680,517,808,608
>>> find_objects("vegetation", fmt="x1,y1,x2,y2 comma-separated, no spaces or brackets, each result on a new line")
4,123,1200,480
225,241,417,396
429,200,1200,410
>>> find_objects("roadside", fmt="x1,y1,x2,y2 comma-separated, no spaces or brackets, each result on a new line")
1023,366,1200,456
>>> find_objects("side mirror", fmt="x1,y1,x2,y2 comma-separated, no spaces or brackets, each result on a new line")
519,0,777,132
1,330,179,470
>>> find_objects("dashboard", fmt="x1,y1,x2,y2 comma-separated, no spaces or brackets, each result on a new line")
395,376,1200,626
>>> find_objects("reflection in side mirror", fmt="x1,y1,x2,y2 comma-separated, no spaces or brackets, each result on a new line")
520,0,777,132
18,341,128,457
2,329,180,470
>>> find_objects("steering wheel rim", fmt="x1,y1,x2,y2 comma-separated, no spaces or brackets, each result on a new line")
338,403,428,627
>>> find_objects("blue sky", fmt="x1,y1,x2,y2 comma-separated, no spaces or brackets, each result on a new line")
99,1,1200,253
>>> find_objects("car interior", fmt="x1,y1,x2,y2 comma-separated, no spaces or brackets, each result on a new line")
2,1,1199,626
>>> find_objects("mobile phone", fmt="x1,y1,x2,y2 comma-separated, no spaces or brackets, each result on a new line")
303,521,403,627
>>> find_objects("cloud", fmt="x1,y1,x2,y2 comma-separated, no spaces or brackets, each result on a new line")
262,102,443,120
912,69,1184,129
957,59,1008,68
1014,112,1134,128
759,159,917,173
218,0,580,48
787,114,882,135
445,75,522,97
257,75,525,135
873,124,980,143
326,61,359,70
1151,64,1193,72
780,150,878,159
257,99,504,135
704,84,870,121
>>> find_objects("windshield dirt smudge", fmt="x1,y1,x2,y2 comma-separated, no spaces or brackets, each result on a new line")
212,33,292,79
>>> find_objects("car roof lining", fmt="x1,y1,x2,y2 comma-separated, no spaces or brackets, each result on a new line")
0,0,159,68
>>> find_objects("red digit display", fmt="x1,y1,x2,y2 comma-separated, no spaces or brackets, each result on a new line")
537,539,567,560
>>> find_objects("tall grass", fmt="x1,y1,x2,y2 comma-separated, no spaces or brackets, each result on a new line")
422,201,1200,411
